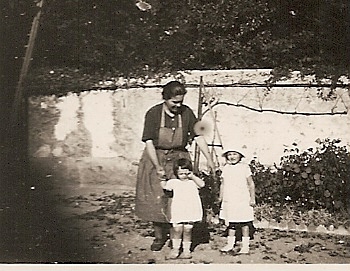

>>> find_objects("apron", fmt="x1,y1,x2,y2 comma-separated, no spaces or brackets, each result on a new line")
135,107,187,222
158,107,183,150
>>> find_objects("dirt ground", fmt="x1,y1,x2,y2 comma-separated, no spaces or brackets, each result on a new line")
1,170,350,267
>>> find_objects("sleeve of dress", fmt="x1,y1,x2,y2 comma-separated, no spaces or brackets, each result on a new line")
187,107,198,140
141,107,157,142
164,179,175,190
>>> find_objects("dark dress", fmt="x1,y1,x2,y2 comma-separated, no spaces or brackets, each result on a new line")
135,103,211,248
135,103,197,223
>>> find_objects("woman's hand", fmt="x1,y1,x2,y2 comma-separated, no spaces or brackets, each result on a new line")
156,166,166,180
207,161,216,173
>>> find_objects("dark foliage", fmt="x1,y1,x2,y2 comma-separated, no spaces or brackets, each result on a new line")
3,0,349,93
251,138,350,215
199,171,221,215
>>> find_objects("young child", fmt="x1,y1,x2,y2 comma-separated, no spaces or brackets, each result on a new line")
160,158,205,259
219,146,256,254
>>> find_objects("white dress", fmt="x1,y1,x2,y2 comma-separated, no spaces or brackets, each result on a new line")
219,163,254,222
163,178,203,224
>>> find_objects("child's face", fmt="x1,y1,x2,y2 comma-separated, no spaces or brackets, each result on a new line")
177,167,191,181
226,151,242,164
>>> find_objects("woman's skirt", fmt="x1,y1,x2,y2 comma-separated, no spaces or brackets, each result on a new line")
135,148,190,223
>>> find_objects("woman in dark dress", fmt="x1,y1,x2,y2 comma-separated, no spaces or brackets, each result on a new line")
135,81,215,251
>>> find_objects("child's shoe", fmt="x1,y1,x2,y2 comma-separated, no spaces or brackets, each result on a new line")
179,250,192,259
166,249,179,260
220,236,236,252
238,247,249,254
220,244,234,252
180,241,193,259
238,237,250,254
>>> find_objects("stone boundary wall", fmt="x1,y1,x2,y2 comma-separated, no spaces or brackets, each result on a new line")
252,219,350,236
28,69,350,187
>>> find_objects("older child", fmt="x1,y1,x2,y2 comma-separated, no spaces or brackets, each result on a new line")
219,147,256,254
160,158,205,259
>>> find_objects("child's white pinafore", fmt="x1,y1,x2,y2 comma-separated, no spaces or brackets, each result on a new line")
163,179,203,224
219,163,254,222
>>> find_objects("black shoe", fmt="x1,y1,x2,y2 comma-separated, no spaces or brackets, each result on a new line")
151,240,166,251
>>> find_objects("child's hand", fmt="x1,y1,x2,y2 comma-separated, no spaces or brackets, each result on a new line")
187,171,195,180
211,215,220,225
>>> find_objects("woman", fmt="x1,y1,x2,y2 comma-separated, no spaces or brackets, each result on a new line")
135,81,215,251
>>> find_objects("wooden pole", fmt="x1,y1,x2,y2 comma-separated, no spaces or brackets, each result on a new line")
11,0,44,125
9,0,44,184
206,96,224,151
194,76,204,174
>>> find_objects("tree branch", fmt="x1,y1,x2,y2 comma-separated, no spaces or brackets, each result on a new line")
202,101,347,116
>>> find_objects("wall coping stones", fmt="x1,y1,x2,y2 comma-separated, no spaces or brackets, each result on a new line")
253,220,350,236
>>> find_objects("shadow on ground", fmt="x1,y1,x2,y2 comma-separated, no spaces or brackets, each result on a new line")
0,141,97,263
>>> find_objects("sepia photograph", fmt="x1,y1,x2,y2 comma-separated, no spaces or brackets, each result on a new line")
1,0,350,269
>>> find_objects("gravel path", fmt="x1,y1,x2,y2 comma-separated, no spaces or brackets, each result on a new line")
1,180,349,265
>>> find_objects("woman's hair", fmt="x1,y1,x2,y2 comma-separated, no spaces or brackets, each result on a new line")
162,81,187,100
173,158,193,177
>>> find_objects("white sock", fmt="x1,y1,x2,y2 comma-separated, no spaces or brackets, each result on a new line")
182,241,191,253
242,237,250,247
172,239,181,250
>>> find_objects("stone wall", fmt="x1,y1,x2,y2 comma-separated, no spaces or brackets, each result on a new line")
28,69,350,187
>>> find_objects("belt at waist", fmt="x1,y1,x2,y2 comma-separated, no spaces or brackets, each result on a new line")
155,148,187,153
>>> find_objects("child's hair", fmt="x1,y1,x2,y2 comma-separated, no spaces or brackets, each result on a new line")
173,158,193,177
223,151,243,160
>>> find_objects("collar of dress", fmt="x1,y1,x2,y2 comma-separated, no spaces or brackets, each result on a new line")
163,103,175,118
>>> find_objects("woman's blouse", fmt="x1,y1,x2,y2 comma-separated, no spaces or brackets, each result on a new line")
141,103,198,149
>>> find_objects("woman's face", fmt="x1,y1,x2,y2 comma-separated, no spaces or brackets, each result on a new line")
164,95,185,114
226,151,242,164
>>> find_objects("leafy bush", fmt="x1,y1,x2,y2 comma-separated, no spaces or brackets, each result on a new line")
251,138,350,216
